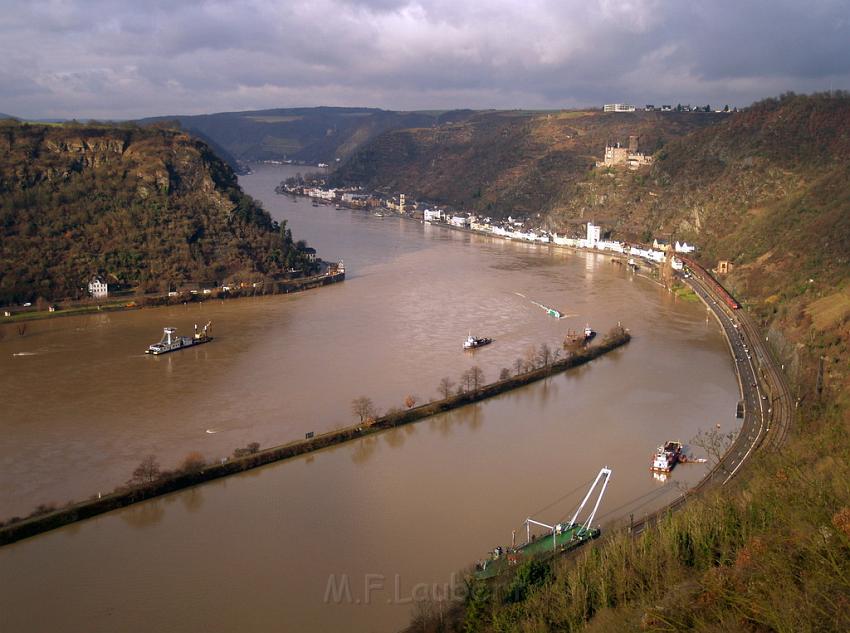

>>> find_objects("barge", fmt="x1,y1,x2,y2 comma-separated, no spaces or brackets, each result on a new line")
650,440,683,472
146,322,212,355
475,467,612,579
463,333,493,350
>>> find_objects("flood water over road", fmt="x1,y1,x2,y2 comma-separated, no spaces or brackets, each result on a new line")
0,165,740,632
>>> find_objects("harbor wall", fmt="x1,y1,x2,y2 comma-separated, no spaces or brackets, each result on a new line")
0,330,630,546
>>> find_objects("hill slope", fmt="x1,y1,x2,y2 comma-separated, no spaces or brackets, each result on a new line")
332,109,726,218
139,107,476,166
0,122,313,304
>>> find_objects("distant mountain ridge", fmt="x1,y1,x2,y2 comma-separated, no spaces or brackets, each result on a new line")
138,107,478,167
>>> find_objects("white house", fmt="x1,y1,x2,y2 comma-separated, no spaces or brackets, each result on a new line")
629,246,666,263
675,241,696,254
596,240,625,253
88,276,108,299
423,209,443,222
552,234,580,247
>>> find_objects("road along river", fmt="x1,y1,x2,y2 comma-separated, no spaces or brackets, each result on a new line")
0,164,740,632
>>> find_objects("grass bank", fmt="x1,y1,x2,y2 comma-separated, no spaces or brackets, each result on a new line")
1,270,345,325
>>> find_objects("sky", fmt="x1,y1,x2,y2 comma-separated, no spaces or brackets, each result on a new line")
1,0,849,119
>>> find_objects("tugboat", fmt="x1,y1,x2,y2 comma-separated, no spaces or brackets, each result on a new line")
650,440,683,473
145,322,212,355
475,467,612,579
463,332,493,350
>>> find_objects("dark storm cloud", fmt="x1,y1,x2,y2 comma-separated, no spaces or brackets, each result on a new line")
0,0,848,119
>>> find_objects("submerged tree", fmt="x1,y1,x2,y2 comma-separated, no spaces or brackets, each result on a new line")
468,365,485,391
437,377,454,400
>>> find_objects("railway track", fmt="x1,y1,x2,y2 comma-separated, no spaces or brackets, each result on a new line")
627,265,794,535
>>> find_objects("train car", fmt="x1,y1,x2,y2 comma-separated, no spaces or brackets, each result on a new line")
679,255,740,310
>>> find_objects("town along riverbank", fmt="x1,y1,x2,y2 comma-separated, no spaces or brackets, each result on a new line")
0,328,630,546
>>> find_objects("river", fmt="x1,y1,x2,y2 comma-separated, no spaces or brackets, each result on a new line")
0,164,740,632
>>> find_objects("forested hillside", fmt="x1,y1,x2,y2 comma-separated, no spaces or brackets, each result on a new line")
0,122,313,304
332,109,724,218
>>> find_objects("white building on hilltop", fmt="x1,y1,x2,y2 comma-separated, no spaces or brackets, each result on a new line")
603,103,636,112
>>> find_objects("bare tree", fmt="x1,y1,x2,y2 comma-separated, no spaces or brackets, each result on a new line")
404,394,417,409
524,346,538,372
460,369,474,393
537,342,553,367
469,365,485,391
691,426,736,471
351,396,376,422
499,367,511,380
129,455,161,485
437,377,454,400
514,357,524,376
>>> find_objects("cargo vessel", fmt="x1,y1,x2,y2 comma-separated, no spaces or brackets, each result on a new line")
650,440,683,472
475,467,612,579
463,333,493,350
145,322,212,355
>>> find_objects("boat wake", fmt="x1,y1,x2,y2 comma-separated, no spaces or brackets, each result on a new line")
515,292,574,319
205,429,220,434
12,351,39,357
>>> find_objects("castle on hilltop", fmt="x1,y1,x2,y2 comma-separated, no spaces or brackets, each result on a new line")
596,135,653,170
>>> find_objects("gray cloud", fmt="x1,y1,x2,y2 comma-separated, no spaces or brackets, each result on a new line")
0,0,848,119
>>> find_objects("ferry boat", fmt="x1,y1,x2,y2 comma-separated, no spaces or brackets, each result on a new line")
463,333,493,350
145,322,212,355
475,467,612,579
650,440,683,472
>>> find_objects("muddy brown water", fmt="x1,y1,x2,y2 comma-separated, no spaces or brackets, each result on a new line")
0,165,739,632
